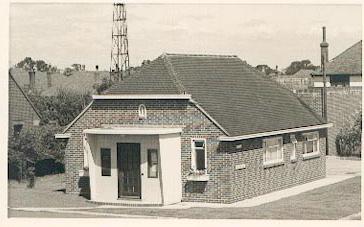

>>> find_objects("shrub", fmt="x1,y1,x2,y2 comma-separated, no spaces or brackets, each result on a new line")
336,111,362,157
8,125,67,180
93,77,114,94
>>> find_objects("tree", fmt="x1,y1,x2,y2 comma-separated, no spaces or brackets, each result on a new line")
71,64,82,71
16,57,58,73
255,64,276,75
29,88,92,126
93,78,114,95
16,57,36,71
285,59,319,75
336,111,362,157
63,67,73,76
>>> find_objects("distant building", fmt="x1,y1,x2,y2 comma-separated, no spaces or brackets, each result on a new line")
311,40,362,87
9,68,110,96
8,73,41,137
274,69,314,92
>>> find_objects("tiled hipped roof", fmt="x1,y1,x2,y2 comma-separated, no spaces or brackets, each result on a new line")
106,53,325,137
313,40,362,76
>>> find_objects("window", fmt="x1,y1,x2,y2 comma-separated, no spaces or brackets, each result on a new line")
13,123,23,137
303,132,320,155
263,137,283,165
191,139,207,173
138,104,147,119
101,148,111,176
147,149,158,178
290,134,297,161
330,75,349,87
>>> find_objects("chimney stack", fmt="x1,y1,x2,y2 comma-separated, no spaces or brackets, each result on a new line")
28,69,35,92
320,26,329,122
47,72,52,88
320,27,329,155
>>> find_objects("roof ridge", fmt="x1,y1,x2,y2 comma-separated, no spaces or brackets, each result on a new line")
331,40,362,62
163,52,238,58
162,54,187,94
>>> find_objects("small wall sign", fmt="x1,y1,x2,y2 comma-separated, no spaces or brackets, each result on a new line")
235,163,246,170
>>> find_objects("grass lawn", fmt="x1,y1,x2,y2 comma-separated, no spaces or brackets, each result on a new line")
76,176,361,219
8,174,97,208
8,170,361,219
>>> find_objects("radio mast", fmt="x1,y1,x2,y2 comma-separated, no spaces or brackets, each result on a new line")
110,3,130,81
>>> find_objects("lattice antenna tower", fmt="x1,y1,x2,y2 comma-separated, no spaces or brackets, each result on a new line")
110,3,130,81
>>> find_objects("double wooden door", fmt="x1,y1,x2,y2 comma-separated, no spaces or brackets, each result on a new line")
117,143,141,198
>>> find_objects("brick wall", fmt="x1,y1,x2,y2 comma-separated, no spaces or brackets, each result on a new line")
228,129,326,202
296,87,362,155
8,77,40,136
64,99,231,203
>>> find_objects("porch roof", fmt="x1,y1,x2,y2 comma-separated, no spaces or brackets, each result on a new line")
83,127,182,135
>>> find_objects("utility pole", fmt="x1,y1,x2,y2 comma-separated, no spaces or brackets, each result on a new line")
110,3,130,81
320,26,329,155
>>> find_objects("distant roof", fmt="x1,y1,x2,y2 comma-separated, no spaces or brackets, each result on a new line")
9,72,42,119
105,53,324,137
9,68,109,96
292,69,315,78
313,40,362,76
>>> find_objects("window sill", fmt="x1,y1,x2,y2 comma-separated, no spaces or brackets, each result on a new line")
263,161,284,168
186,174,209,181
303,152,321,160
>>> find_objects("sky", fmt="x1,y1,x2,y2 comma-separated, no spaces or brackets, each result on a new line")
9,3,362,71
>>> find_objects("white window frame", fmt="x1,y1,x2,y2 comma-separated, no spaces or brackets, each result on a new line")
290,134,297,161
138,104,147,119
263,136,284,165
303,131,320,158
191,138,207,174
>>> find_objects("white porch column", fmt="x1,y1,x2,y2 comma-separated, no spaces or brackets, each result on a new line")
158,133,182,205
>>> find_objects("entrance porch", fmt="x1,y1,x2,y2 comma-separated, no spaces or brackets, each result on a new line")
82,126,182,205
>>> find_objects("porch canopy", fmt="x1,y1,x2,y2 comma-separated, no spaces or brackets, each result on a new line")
82,125,183,205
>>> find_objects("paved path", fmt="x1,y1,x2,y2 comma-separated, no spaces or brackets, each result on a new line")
10,207,171,219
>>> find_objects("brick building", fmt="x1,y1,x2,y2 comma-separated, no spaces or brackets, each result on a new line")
56,54,331,205
274,69,314,92
8,73,41,137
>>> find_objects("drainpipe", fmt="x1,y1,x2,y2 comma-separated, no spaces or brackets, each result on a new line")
320,26,329,155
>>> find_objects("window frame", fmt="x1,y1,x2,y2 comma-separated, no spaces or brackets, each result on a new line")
100,148,111,176
303,131,320,157
263,136,284,166
191,138,207,174
147,149,159,178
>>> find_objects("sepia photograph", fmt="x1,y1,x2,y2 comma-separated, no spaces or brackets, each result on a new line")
4,0,362,222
